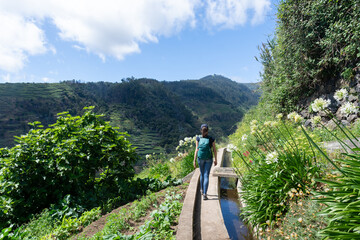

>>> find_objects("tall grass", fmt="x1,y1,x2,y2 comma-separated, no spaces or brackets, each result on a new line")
232,117,321,228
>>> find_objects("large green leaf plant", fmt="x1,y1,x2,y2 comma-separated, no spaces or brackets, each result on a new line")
0,107,137,228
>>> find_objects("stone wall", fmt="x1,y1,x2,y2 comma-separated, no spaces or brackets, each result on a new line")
300,70,360,128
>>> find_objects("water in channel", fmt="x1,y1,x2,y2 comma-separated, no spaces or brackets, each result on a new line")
220,151,254,240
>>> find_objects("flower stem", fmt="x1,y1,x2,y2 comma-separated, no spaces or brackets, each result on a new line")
301,126,346,176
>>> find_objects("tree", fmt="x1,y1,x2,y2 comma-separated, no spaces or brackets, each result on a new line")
0,107,137,227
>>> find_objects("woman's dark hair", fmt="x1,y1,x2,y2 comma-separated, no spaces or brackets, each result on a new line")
201,126,208,137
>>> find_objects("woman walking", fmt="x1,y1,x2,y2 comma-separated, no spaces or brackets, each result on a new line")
193,124,217,200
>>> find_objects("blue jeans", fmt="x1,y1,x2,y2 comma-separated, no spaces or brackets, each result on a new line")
198,159,213,195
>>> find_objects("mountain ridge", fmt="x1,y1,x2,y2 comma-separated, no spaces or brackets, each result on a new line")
0,75,259,155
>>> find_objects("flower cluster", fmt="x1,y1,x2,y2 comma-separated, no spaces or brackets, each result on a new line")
176,136,196,151
276,113,283,120
271,121,279,127
243,151,250,157
241,134,248,142
265,151,279,164
339,102,358,116
311,98,331,112
334,88,348,101
310,116,321,126
227,143,238,152
264,121,272,127
287,112,296,120
287,112,304,123
250,120,258,135
178,136,195,147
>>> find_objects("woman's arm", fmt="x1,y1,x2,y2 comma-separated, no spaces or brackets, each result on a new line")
193,140,199,169
212,141,217,166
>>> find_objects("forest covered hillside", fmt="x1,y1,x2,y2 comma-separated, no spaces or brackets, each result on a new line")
0,75,259,155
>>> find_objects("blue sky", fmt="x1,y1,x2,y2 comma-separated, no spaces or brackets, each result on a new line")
0,0,278,83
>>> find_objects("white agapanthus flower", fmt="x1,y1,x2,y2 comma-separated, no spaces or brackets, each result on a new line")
264,121,272,127
311,116,322,125
227,144,238,152
241,134,248,142
339,102,358,116
179,140,184,146
250,124,258,134
184,137,192,142
271,121,279,127
276,113,283,120
146,154,151,160
287,112,303,123
178,152,183,157
311,98,331,112
265,151,279,164
169,158,174,163
334,88,348,102
293,114,304,123
287,112,297,120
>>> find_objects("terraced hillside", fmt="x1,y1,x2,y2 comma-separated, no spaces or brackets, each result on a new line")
0,76,259,156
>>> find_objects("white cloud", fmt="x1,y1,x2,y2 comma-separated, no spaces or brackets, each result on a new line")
204,0,271,28
1,73,11,82
0,11,47,72
49,0,200,61
49,45,57,55
0,0,271,72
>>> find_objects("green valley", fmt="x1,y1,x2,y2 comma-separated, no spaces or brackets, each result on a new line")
0,75,258,156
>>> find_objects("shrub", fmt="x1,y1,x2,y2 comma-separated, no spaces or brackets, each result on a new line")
179,151,195,178
0,107,137,227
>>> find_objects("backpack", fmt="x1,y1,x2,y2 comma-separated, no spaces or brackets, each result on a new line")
197,137,212,160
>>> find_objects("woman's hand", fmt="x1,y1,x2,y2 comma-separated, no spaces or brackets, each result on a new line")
193,160,197,169
214,159,217,166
